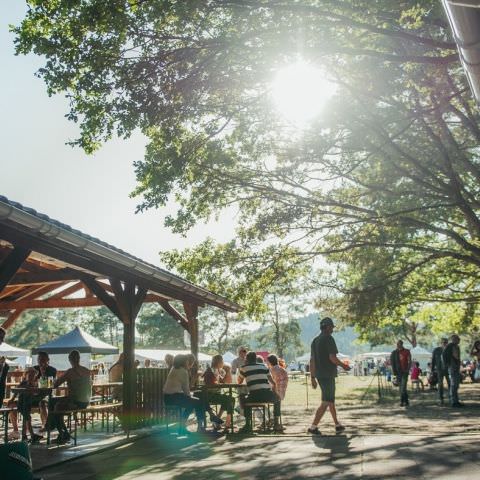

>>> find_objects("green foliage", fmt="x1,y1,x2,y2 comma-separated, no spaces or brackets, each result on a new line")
76,307,123,347
7,310,72,349
256,319,304,361
136,304,185,348
14,1,480,337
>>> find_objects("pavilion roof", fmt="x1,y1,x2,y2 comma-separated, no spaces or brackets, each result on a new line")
0,195,240,327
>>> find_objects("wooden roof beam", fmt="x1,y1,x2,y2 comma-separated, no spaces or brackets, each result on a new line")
7,270,83,286
0,246,31,293
1,309,26,330
0,293,165,311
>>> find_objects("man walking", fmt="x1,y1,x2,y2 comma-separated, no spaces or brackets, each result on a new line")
431,338,450,405
390,340,411,407
308,317,350,434
443,334,463,407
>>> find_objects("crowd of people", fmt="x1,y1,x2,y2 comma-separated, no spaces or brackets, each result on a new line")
1,345,93,444
162,348,289,433
390,335,480,408
2,321,480,441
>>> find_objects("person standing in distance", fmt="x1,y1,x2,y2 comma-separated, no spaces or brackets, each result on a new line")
443,334,463,407
431,338,450,405
390,340,411,407
308,317,350,434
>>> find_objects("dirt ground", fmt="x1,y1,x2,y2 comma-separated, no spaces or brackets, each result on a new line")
278,374,480,436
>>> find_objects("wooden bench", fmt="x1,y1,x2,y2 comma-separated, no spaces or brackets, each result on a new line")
46,408,86,446
164,405,186,434
83,403,122,433
244,402,283,433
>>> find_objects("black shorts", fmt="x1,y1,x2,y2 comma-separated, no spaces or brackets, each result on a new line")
317,377,336,403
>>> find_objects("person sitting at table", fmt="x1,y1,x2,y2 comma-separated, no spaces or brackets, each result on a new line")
238,351,282,433
109,352,124,400
33,351,57,430
266,354,289,401
232,347,248,374
164,353,174,370
164,354,223,433
7,368,42,442
203,355,235,430
47,350,92,444
222,363,233,383
8,351,57,437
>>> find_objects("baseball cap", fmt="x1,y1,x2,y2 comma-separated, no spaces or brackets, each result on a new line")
320,317,334,328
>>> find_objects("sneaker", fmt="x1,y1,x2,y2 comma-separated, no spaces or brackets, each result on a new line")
452,402,465,408
209,413,224,425
238,426,253,434
212,421,223,431
30,433,43,444
54,432,71,444
307,427,321,435
335,424,346,433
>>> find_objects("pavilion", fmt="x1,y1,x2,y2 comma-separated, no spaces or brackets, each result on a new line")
0,195,241,423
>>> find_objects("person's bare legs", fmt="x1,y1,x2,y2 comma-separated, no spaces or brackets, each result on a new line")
328,402,341,426
40,400,48,428
9,409,19,432
312,401,329,426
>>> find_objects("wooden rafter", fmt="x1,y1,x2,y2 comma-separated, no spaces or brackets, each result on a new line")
0,246,31,293
7,270,81,286
1,309,26,329
158,300,189,330
47,282,84,300
0,293,164,311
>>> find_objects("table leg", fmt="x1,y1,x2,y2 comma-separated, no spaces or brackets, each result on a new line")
3,410,8,443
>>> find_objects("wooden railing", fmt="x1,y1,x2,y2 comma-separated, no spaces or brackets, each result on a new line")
135,368,169,427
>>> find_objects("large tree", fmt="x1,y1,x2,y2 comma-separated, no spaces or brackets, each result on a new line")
15,1,480,332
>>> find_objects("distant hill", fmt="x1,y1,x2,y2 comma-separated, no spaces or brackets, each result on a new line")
297,313,370,356
293,312,394,357
235,312,395,359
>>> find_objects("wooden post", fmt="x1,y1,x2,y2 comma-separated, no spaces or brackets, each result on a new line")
184,302,199,358
84,277,146,433
122,317,135,433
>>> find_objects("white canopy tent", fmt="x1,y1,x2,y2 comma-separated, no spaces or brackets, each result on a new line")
410,346,432,369
296,352,350,362
0,341,29,357
222,351,236,363
99,349,212,367
355,352,391,360
135,349,211,364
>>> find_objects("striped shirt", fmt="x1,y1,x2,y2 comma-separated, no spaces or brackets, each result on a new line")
240,363,272,392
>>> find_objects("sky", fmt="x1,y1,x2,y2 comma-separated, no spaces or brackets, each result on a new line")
0,3,234,267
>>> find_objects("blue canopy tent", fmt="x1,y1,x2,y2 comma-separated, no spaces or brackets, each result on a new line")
32,326,118,355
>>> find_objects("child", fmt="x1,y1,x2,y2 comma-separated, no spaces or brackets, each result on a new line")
410,362,425,391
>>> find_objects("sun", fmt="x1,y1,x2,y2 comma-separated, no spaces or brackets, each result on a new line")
271,61,336,126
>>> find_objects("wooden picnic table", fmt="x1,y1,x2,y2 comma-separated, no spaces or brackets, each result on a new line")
201,382,246,433
91,382,122,403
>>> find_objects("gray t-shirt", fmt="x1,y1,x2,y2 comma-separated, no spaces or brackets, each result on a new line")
311,333,338,379
231,356,245,374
